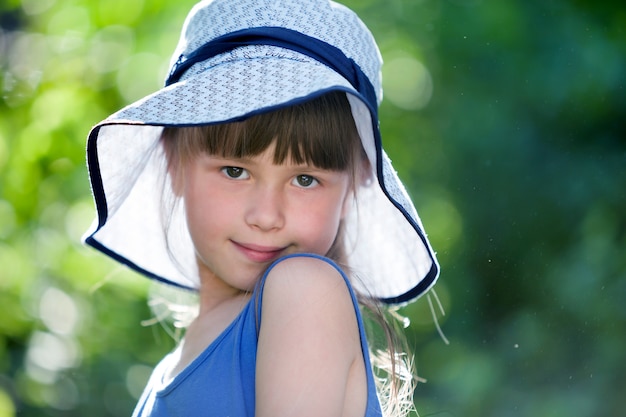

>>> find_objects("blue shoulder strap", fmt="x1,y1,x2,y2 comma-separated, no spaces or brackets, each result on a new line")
255,253,383,416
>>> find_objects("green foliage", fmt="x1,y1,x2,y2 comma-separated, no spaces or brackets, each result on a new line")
1,0,624,416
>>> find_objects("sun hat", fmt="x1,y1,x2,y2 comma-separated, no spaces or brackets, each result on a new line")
83,0,439,305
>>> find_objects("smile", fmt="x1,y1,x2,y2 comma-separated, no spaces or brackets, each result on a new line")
231,241,286,263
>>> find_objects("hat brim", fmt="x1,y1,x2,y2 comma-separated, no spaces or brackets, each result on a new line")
84,52,439,304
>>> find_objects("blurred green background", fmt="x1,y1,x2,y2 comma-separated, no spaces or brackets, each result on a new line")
1,0,624,416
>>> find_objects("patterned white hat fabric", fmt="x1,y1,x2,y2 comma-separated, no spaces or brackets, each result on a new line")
83,0,439,304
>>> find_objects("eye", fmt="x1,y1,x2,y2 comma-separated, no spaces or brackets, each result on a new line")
293,174,318,188
221,166,249,179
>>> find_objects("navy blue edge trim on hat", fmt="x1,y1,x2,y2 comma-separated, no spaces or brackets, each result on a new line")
86,75,438,303
165,26,438,300
370,130,439,304
86,125,108,227
84,124,195,291
84,90,365,295
85,234,197,292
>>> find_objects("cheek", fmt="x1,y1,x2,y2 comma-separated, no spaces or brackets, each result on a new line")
183,187,228,243
184,202,214,252
297,198,345,250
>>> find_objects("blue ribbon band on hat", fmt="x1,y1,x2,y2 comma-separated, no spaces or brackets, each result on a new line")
165,26,378,116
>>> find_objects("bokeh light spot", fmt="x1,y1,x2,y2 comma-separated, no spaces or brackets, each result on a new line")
88,25,135,74
46,6,91,37
116,52,167,102
383,54,433,110
97,0,145,27
26,331,81,381
30,87,79,131
65,198,99,243
126,364,153,399
21,0,56,16
39,287,80,336
420,196,463,253
40,377,79,411
0,388,16,417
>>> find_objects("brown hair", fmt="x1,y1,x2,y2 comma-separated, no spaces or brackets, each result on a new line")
162,91,364,181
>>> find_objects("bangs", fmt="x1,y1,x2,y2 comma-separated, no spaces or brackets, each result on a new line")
162,91,362,172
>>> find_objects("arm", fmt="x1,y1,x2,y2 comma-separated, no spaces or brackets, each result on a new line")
255,256,366,417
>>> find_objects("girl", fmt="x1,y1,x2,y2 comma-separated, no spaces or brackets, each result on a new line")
83,0,439,416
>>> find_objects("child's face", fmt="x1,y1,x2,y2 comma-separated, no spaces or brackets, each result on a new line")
180,142,352,294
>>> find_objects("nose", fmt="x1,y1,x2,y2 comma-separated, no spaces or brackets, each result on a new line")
244,185,285,231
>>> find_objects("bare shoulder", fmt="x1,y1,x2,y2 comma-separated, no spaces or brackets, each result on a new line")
262,255,353,306
256,255,366,416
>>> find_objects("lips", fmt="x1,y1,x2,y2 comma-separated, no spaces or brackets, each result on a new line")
231,241,286,263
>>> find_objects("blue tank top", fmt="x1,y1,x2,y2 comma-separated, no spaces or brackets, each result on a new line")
131,253,383,416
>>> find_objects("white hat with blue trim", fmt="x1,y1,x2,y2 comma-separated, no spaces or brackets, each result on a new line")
83,0,439,304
